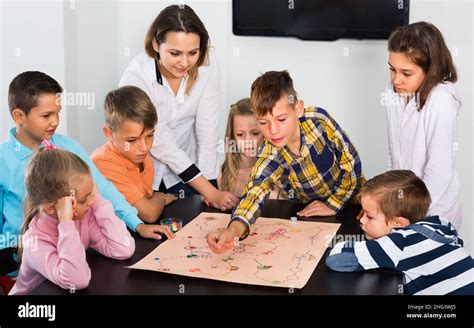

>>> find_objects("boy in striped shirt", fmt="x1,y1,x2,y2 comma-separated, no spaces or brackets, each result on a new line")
326,170,474,295
208,70,364,252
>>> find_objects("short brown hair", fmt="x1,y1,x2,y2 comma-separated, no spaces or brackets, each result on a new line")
250,70,298,117
388,21,457,110
360,170,431,224
8,71,63,116
104,86,157,132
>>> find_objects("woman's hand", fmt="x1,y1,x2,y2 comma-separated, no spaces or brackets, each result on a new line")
207,190,239,211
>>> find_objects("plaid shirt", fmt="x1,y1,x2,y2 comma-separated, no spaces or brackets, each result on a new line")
231,106,364,239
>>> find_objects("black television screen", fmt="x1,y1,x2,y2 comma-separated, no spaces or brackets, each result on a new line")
233,0,410,40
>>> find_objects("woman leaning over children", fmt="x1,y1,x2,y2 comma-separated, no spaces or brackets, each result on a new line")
120,5,238,210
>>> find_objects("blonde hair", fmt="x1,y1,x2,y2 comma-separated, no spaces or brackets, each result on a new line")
19,149,91,261
360,170,431,224
104,86,157,132
220,98,254,193
144,4,210,95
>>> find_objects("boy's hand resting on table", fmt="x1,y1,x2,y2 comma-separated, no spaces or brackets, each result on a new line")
136,223,175,240
297,200,336,217
207,221,246,254
156,192,177,206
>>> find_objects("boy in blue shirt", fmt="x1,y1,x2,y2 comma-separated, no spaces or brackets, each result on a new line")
0,71,172,278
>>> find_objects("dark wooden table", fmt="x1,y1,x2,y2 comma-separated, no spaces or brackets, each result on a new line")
30,195,402,295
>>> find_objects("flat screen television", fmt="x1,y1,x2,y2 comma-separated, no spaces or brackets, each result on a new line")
233,0,410,40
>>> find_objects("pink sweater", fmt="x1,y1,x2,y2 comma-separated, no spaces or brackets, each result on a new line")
9,194,135,295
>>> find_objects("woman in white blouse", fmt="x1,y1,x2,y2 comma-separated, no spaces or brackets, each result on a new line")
385,22,462,229
120,4,238,210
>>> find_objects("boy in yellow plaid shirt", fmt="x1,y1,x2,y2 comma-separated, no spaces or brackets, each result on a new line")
208,71,364,253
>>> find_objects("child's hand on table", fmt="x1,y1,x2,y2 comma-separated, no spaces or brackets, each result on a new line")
297,200,336,217
156,192,177,205
136,224,175,240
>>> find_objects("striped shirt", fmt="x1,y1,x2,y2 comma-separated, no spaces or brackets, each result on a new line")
231,107,364,238
326,216,474,295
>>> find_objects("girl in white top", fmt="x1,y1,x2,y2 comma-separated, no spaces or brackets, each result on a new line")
385,21,462,229
120,5,238,211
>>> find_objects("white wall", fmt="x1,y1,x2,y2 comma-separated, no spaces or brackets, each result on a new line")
0,0,67,139
1,0,473,253
224,0,474,252
63,0,118,151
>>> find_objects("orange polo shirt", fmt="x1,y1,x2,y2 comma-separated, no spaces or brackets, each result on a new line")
90,141,154,205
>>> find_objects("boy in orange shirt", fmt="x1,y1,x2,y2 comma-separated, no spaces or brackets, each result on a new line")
91,86,176,223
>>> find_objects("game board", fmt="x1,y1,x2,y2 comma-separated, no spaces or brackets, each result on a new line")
128,212,340,289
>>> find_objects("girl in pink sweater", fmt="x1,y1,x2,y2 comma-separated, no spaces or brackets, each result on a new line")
10,148,135,295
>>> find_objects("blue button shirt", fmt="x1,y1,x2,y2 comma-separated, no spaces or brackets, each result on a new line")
0,128,143,250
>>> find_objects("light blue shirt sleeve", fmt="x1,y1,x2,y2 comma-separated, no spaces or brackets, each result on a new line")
0,184,4,235
64,138,143,231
